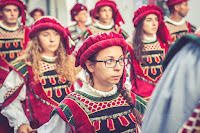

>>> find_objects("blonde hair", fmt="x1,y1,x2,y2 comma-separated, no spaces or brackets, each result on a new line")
14,35,76,83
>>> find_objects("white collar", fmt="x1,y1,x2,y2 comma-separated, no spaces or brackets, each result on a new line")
0,21,19,31
143,34,157,43
93,20,114,29
79,82,118,97
165,16,186,26
42,55,57,62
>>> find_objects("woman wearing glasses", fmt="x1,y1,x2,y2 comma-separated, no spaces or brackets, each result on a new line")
37,32,147,133
127,5,171,101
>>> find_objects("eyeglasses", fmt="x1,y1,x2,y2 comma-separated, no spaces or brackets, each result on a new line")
93,58,128,68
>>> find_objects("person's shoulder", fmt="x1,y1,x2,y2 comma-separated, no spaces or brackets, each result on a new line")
68,24,77,32
10,61,29,81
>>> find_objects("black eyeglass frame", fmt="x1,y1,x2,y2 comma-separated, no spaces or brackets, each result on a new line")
93,58,129,68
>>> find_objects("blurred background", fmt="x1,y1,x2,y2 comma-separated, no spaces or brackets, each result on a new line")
24,0,200,41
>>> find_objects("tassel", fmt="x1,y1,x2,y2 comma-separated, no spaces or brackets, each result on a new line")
13,42,19,48
55,89,62,98
147,57,152,64
9,53,15,59
154,56,161,64
40,78,46,85
60,77,66,83
107,119,115,131
5,42,10,49
50,77,56,85
20,41,24,48
143,69,148,76
161,55,165,60
46,90,52,98
65,87,71,95
118,116,130,127
160,67,163,73
92,121,101,131
151,68,157,75
17,52,21,57
128,113,137,123
0,43,2,48
1,53,6,59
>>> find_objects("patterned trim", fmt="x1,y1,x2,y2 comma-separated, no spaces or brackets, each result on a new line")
74,90,120,102
0,66,9,72
67,94,91,114
4,82,24,101
11,61,28,82
28,86,56,108
90,109,132,122
136,75,156,85
121,128,135,133
58,103,75,127
121,29,129,39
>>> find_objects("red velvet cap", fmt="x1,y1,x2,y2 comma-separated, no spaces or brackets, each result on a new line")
166,0,188,6
93,0,124,27
75,32,128,68
89,9,95,18
133,5,171,45
29,16,72,55
0,0,27,26
30,8,44,17
71,3,87,21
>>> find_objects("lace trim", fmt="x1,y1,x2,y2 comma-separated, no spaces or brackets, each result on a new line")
165,16,186,26
87,83,118,97
93,20,114,30
0,21,19,31
42,55,57,62
143,34,157,43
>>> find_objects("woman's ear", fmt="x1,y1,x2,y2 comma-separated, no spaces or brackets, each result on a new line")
85,60,95,73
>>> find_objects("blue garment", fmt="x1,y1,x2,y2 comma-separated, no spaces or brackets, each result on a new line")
141,35,200,133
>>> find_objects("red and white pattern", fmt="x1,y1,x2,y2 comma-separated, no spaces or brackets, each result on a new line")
72,93,128,112
178,102,200,133
40,61,56,72
0,28,24,39
4,83,24,100
143,41,162,51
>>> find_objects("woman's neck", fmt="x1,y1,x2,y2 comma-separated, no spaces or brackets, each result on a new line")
92,78,113,92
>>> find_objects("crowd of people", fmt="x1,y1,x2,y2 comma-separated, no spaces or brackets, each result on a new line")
0,0,199,133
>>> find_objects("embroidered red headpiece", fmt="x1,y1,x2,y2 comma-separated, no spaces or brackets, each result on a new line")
93,0,124,27
166,0,188,7
0,0,27,26
75,32,128,68
30,8,45,17
133,5,171,45
29,16,72,55
71,3,87,21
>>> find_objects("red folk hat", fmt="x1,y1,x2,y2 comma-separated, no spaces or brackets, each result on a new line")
166,0,188,6
75,32,128,68
29,16,72,55
71,3,87,21
30,8,45,17
0,0,27,26
93,0,124,27
133,5,171,45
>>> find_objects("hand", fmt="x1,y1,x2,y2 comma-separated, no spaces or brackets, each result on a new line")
17,124,33,133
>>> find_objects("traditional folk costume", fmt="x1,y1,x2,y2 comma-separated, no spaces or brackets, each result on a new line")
165,0,196,45
0,0,29,86
75,0,128,54
142,34,200,133
0,0,29,132
68,3,88,49
37,32,147,133
79,0,128,40
127,5,171,101
0,17,73,132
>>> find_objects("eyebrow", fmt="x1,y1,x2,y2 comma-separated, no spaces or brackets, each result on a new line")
103,55,124,59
